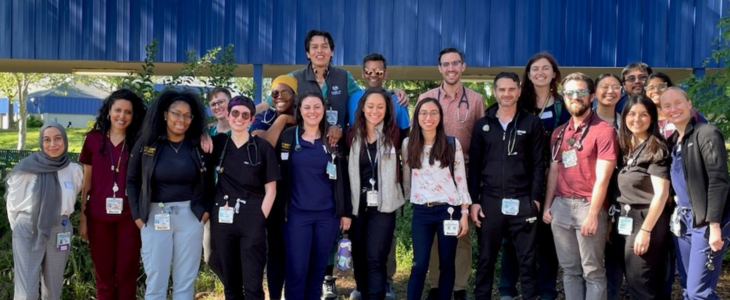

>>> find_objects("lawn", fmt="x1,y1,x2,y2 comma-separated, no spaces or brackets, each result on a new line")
0,128,88,152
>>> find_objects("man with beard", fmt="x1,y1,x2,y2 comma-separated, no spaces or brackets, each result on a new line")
417,47,485,300
542,73,618,300
614,61,652,112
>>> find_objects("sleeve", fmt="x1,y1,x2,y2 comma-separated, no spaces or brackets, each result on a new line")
453,139,472,205
261,140,282,183
249,112,273,132
530,118,547,202
699,127,730,223
646,154,670,180
78,131,96,165
126,140,144,221
474,94,486,119
467,119,484,203
596,125,619,161
74,163,84,196
401,138,411,199
392,94,411,130
348,90,363,127
5,173,29,230
346,71,362,96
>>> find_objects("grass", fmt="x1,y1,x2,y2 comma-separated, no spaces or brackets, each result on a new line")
0,128,88,152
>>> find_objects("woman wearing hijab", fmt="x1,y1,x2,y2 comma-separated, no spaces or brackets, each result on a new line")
6,123,83,300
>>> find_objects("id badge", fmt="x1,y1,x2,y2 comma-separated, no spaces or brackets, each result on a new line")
56,232,71,251
367,191,379,207
326,110,338,125
501,198,520,216
105,197,123,214
219,206,234,224
443,220,459,236
562,149,578,168
154,213,170,230
326,161,337,179
618,216,633,236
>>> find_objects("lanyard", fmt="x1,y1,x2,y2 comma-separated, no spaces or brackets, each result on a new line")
365,141,378,178
107,138,125,195
437,85,469,123
537,95,552,119
551,113,594,161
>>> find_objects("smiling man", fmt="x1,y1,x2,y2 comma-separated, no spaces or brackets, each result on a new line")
614,62,653,113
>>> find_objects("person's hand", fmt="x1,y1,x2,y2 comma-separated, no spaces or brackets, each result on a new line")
202,212,210,224
200,133,213,153
709,223,724,252
580,213,599,237
457,213,469,238
327,126,343,146
634,229,651,255
78,216,88,240
135,218,144,229
340,217,352,230
262,205,271,219
393,89,409,106
543,208,552,224
470,204,485,227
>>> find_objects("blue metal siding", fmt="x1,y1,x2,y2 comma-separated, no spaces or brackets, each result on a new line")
2,0,729,68
27,97,102,115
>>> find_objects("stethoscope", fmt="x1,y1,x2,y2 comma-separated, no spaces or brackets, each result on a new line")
550,113,594,161
294,126,302,151
437,85,469,123
216,135,260,174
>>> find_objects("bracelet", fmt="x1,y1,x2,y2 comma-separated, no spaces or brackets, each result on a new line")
461,209,469,214
641,228,651,233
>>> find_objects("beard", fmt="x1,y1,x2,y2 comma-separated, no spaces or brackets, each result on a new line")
567,100,590,117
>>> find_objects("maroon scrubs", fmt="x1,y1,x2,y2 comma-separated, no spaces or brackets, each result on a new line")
79,130,141,300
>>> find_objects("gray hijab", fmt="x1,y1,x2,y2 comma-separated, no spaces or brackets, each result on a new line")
8,123,70,250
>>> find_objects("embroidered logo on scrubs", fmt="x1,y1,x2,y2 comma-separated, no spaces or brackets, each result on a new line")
281,143,290,151
143,146,156,156
331,85,342,95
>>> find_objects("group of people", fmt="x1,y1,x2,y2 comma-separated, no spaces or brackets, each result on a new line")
5,28,729,300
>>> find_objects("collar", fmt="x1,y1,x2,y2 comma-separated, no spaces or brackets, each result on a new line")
566,111,594,132
302,63,330,82
439,82,464,99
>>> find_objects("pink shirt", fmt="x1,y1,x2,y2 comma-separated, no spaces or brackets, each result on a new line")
418,83,485,162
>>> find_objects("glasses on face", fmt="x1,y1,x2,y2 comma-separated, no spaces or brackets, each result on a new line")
644,83,668,92
167,110,193,121
418,111,440,119
209,99,226,108
271,90,292,99
561,89,590,98
363,68,385,76
598,85,622,92
439,60,462,68
229,110,251,120
625,75,648,83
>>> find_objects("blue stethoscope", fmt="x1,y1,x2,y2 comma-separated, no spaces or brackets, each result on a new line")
437,85,469,123
294,126,302,151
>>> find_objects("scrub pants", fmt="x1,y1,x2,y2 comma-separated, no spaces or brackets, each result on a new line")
266,197,287,300
284,206,340,300
619,204,670,300
351,199,396,300
498,220,559,300
674,206,729,300
87,214,141,300
211,199,267,300
474,196,538,300
407,204,461,300
12,214,71,300
140,201,203,300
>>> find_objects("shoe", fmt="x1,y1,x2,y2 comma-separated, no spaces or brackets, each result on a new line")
385,282,395,300
322,276,338,300
350,289,362,300
454,290,469,300
423,288,438,300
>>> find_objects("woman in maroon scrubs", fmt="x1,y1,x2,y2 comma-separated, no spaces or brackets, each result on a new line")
78,89,147,300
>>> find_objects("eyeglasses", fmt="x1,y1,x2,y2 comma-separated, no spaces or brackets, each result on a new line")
644,83,668,92
598,85,622,92
209,99,226,108
561,89,590,98
418,111,440,119
439,60,462,68
167,110,194,121
363,68,385,76
229,110,251,119
271,90,292,99
625,75,648,83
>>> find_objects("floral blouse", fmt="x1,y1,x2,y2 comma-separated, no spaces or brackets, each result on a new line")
402,137,472,206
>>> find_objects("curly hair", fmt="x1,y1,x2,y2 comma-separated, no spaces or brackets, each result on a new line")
138,89,208,146
90,89,147,154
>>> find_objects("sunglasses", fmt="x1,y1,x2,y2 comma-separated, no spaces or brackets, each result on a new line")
364,68,385,76
271,90,292,99
562,89,590,98
229,110,251,120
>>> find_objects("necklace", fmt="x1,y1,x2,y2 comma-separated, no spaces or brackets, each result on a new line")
169,140,183,153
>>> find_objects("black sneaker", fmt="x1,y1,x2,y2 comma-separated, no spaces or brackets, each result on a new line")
322,276,338,300
454,290,469,300
423,288,439,300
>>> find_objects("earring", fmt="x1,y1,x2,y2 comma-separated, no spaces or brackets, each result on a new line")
164,118,167,121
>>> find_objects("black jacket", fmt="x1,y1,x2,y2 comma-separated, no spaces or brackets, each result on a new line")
468,103,546,203
274,126,352,219
668,118,730,227
127,137,214,224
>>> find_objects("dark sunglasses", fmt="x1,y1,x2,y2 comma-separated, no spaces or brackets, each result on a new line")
271,90,292,99
229,110,251,119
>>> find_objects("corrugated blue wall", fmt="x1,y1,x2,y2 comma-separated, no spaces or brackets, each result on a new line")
1,0,728,68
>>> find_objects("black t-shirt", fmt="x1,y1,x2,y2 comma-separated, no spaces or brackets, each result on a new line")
616,145,670,205
153,140,196,203
358,141,378,191
216,136,281,204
